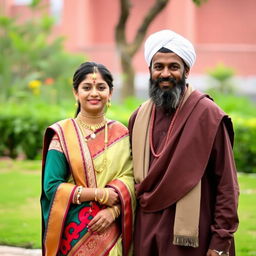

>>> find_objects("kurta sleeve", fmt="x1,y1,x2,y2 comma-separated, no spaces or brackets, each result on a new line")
209,121,239,252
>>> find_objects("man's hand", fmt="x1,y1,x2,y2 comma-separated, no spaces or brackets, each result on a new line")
207,249,228,256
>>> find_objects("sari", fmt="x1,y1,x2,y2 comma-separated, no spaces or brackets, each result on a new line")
40,118,135,256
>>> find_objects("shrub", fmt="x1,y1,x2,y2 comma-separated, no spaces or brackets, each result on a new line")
0,100,72,159
206,62,236,94
233,116,256,173
209,91,256,173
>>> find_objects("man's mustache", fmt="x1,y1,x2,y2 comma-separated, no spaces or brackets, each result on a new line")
155,77,177,85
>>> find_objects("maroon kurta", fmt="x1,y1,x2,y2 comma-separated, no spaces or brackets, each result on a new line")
128,90,239,256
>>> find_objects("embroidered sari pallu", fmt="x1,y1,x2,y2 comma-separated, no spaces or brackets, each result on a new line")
41,119,134,256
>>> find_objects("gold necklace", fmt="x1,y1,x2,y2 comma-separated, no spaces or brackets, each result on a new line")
76,116,109,173
76,115,106,139
95,122,108,173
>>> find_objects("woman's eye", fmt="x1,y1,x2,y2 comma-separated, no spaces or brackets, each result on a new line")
98,85,107,91
83,86,90,90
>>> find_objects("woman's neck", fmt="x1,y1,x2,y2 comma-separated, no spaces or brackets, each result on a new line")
78,111,105,124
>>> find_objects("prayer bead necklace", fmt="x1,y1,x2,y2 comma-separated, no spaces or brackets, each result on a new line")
149,87,187,158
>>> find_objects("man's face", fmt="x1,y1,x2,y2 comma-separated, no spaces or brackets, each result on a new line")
149,52,189,113
150,52,188,88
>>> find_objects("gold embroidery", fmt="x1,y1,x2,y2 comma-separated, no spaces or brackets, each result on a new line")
48,135,63,153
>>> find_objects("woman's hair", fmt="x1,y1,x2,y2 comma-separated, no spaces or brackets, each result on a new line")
73,62,114,116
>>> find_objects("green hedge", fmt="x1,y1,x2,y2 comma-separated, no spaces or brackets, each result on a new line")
1,97,256,173
233,116,256,173
0,101,72,159
0,98,141,160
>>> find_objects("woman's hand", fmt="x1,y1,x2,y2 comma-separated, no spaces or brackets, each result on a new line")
105,188,120,206
88,208,115,234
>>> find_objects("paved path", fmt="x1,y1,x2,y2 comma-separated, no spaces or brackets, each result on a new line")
0,246,41,256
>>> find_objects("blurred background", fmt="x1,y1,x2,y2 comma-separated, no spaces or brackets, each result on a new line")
0,0,255,255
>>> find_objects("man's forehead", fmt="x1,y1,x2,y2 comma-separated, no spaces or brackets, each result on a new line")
152,52,184,65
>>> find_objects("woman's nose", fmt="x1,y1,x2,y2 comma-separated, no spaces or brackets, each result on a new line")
90,86,99,96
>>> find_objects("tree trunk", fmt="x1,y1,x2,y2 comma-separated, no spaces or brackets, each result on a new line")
115,0,170,101
120,52,135,99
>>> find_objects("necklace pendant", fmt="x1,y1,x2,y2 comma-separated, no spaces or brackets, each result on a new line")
90,133,96,139
96,168,103,173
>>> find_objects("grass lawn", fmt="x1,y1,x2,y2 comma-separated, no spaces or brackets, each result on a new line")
0,159,256,255
0,159,41,248
236,173,256,256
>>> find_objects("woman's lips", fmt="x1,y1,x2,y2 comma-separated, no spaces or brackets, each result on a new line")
88,99,100,105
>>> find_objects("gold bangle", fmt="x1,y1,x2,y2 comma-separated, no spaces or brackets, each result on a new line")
113,205,120,217
72,189,77,204
98,189,106,204
94,188,98,202
109,207,116,220
102,189,109,204
76,186,83,205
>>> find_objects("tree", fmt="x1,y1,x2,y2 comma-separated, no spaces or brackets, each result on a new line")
115,0,207,100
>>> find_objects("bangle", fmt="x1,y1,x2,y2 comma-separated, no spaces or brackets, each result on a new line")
94,188,98,202
109,207,116,220
101,189,109,204
113,205,120,217
98,189,109,205
72,189,77,204
98,189,106,204
76,186,83,205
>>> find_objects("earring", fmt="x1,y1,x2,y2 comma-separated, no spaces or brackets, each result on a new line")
75,101,78,107
106,100,111,108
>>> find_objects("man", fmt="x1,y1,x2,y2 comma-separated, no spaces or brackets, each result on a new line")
128,30,239,256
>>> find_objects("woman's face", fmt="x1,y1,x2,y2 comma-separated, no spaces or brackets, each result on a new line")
74,72,112,116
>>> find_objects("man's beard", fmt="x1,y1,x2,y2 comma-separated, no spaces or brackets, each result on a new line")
149,73,186,114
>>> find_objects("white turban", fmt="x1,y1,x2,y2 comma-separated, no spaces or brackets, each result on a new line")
144,29,196,68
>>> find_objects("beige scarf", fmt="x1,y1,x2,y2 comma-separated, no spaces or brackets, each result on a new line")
132,85,201,247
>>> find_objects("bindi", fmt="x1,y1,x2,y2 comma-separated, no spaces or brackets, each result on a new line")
92,66,98,84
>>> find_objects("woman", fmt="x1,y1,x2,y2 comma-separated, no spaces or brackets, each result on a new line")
40,62,135,256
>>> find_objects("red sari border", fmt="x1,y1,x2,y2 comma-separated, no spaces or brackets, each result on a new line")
107,179,133,256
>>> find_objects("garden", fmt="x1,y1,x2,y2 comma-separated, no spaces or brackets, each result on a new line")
0,8,256,256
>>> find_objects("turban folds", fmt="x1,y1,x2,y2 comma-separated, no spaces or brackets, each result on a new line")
144,29,196,68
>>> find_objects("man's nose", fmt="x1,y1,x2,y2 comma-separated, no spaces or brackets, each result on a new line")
161,67,170,78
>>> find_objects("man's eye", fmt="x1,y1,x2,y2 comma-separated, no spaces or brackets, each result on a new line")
172,64,180,69
154,65,162,70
